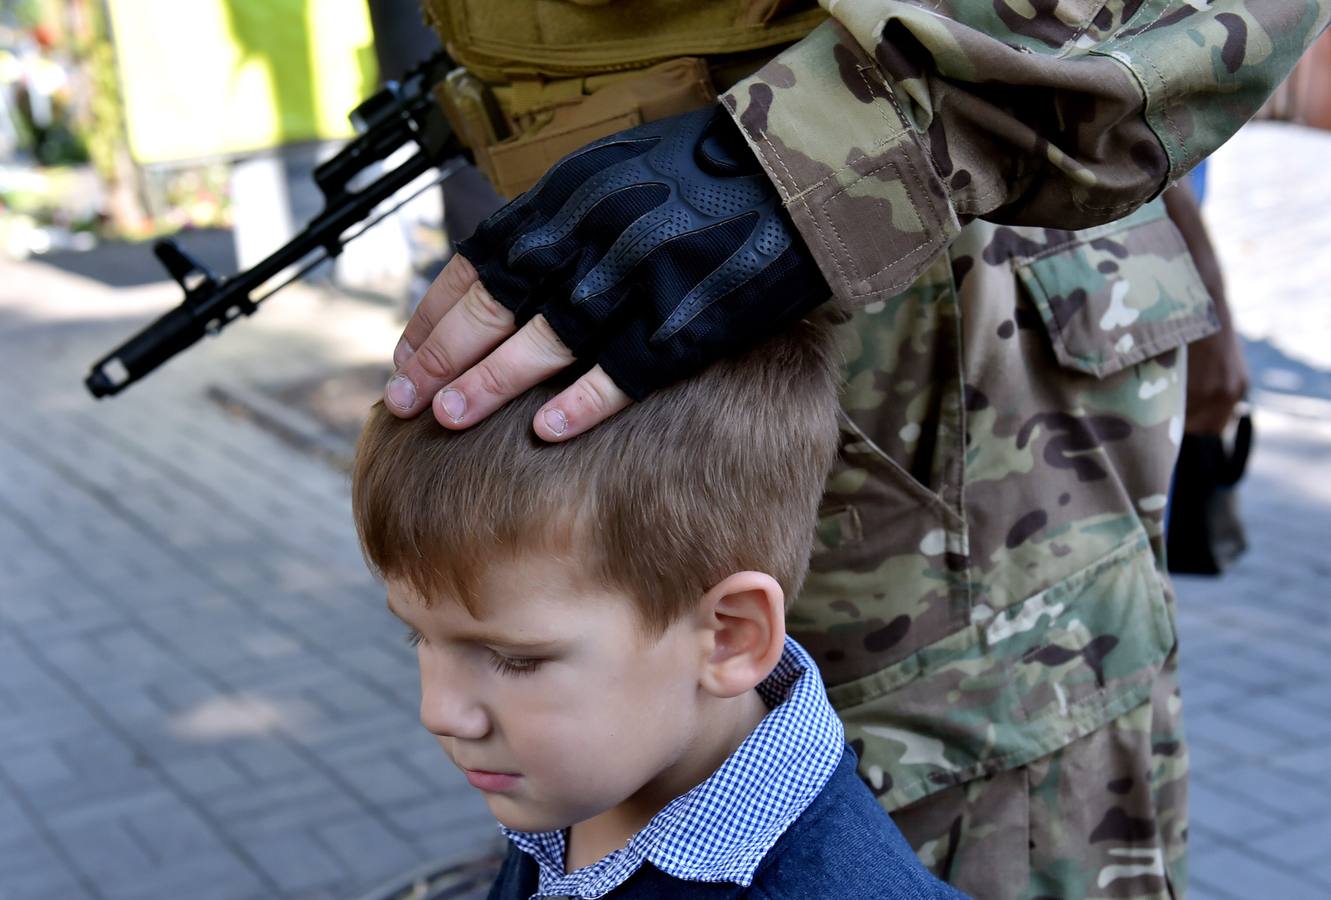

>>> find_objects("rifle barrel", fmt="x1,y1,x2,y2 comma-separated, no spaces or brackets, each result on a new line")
85,150,438,398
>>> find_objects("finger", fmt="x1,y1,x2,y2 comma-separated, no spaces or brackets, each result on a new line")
431,314,576,428
394,254,480,368
385,278,516,417
532,364,633,443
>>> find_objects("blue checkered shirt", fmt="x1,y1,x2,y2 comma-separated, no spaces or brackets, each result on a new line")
500,636,846,899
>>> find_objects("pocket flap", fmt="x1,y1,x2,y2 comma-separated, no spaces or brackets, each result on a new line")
1016,204,1218,378
829,535,1176,811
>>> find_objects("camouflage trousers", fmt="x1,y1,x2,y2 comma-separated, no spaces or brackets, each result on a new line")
892,644,1188,899
793,204,1215,899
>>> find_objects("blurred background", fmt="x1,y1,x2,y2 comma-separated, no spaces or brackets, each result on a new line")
0,2,1328,899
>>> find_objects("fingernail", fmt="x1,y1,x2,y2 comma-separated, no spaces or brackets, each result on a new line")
387,375,416,410
544,408,568,436
393,337,413,368
439,388,466,422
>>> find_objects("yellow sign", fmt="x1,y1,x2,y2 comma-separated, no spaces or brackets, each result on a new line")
107,0,378,163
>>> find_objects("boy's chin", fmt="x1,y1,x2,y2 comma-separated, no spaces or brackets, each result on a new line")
485,794,576,834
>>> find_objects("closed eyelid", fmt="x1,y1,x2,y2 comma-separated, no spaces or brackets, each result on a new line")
488,650,544,677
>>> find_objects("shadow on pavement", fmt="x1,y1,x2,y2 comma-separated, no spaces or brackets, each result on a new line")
27,227,239,289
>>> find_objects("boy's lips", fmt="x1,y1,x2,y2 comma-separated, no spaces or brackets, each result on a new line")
465,769,521,792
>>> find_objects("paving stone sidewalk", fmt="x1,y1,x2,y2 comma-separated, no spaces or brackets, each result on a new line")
1,122,1328,899
1168,122,1331,900
0,262,496,900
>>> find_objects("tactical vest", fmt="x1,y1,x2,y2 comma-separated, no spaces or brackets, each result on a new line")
423,0,826,196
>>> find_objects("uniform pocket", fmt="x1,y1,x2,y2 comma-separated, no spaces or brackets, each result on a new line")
832,534,1176,813
1015,203,1218,379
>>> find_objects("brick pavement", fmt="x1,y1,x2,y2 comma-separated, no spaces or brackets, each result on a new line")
0,121,1328,899
0,265,496,900
1169,122,1331,900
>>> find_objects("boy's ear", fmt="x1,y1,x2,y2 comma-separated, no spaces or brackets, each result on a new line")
695,572,786,699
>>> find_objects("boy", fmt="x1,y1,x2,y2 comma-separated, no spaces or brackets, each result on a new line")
352,315,964,899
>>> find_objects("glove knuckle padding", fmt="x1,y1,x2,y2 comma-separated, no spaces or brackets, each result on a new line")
572,204,692,304
508,156,658,264
455,105,829,401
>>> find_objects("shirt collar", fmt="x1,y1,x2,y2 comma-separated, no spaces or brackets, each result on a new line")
501,636,845,899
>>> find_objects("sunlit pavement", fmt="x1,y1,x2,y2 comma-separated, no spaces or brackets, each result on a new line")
1171,123,1331,900
0,259,495,899
1,122,1328,899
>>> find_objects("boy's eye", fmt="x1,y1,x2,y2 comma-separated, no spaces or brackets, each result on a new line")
404,626,425,648
488,651,543,678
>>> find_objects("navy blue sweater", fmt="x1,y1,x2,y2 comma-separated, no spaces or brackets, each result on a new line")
486,746,966,899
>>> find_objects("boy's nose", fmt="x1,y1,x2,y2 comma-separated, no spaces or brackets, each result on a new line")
418,656,490,740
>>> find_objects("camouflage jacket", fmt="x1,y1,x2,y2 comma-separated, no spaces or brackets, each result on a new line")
710,0,1329,829
722,0,1331,306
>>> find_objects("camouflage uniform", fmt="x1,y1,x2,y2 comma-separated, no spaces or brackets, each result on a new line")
428,2,1331,897
793,207,1201,899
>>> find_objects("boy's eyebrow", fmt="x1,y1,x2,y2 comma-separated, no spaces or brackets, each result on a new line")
383,595,564,651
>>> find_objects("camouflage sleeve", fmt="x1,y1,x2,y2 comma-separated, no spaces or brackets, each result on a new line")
720,1,1331,304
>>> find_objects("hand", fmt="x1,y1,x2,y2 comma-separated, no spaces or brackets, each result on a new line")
1185,321,1249,435
384,105,829,441
386,253,631,440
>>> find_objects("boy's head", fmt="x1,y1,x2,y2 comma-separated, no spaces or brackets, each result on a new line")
352,314,841,834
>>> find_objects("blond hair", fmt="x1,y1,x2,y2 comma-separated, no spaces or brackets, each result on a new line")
352,315,841,637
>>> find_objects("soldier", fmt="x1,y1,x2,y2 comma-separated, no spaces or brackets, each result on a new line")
382,3,1330,897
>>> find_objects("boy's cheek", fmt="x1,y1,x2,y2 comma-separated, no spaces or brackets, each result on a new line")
520,729,639,792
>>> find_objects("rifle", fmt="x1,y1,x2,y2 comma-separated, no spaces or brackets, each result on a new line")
85,51,468,398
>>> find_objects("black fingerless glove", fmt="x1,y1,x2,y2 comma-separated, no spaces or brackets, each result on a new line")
455,105,831,400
